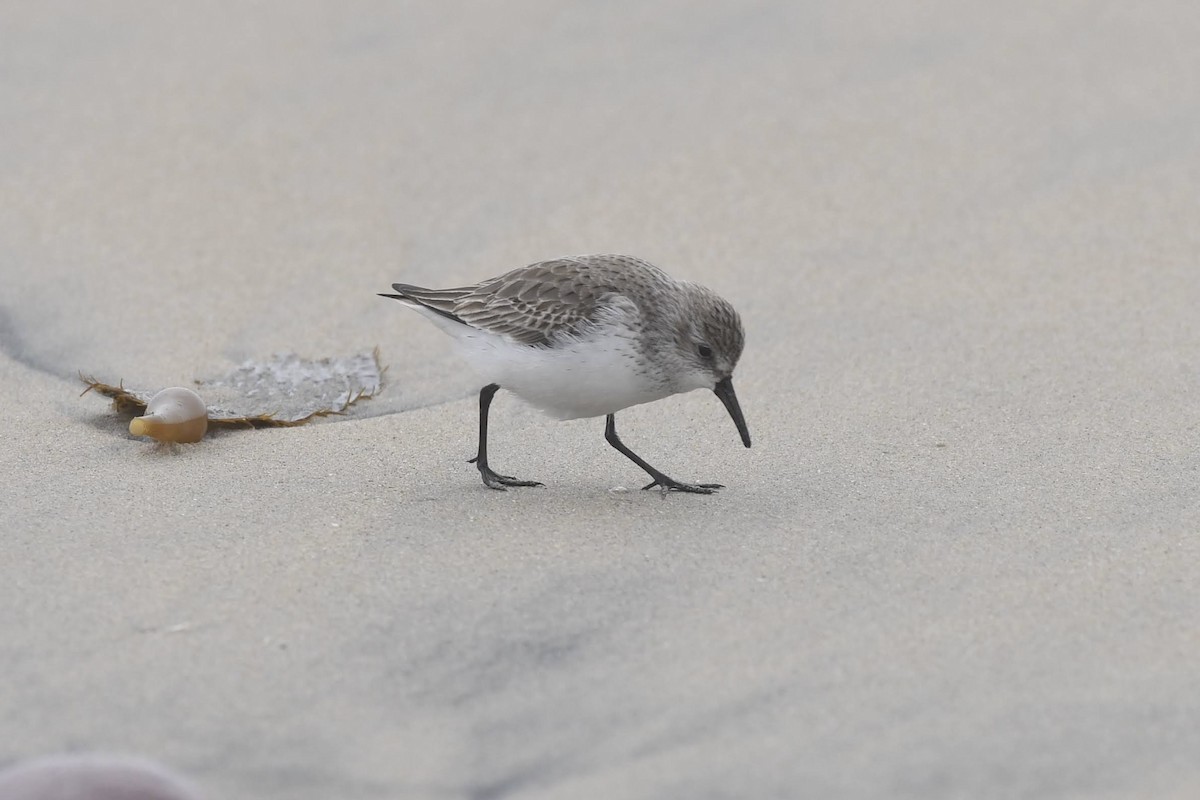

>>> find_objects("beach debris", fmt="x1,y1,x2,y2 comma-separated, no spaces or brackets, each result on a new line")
0,754,203,800
129,387,208,443
82,350,383,440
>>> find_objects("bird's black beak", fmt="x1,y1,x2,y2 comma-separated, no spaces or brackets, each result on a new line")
714,377,751,448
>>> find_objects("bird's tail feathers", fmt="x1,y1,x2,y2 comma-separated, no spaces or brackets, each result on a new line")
380,283,474,325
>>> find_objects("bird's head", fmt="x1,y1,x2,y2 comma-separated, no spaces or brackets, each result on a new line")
672,284,751,448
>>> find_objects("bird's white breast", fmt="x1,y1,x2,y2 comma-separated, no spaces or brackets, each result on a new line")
452,325,672,419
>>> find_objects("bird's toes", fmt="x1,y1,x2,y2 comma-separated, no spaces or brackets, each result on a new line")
479,466,543,489
500,477,544,488
640,479,722,494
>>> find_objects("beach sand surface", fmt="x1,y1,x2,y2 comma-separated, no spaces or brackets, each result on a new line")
2,3,1199,798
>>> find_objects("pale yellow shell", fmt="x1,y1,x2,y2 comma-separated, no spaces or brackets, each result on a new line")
129,387,208,443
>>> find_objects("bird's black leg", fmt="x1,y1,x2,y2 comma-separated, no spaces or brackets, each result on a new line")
604,414,723,494
467,384,543,490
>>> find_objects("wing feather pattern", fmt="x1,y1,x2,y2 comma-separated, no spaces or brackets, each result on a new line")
389,255,673,346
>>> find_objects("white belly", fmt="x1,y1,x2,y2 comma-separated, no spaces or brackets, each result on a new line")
453,327,672,419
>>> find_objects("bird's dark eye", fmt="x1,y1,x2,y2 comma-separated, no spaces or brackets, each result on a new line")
697,343,713,360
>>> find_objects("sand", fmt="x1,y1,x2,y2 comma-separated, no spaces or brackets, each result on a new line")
2,3,1199,798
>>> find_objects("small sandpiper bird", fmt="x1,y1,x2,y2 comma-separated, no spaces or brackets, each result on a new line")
380,254,750,493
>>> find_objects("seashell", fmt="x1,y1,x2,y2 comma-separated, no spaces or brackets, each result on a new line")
0,754,203,800
128,387,208,443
